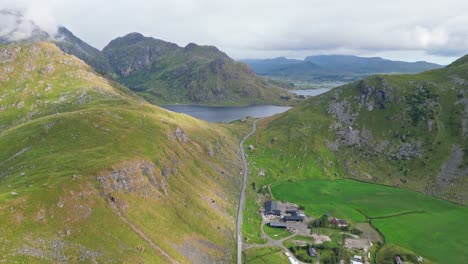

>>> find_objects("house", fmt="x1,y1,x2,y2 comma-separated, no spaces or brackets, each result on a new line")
330,217,338,225
308,246,317,257
330,217,348,227
338,219,348,227
265,201,281,216
269,222,288,228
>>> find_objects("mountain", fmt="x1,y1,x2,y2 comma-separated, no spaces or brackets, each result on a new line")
241,57,321,81
0,10,295,106
241,55,443,82
305,54,443,73
101,33,295,105
0,42,246,262
247,54,468,204
54,27,114,75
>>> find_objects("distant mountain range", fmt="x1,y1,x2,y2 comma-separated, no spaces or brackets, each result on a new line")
241,55,443,82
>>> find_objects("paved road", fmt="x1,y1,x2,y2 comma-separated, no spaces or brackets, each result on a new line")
237,120,257,264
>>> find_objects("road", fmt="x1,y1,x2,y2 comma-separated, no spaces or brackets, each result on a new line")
237,120,257,264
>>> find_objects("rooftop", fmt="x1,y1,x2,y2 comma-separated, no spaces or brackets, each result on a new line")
269,222,288,228
308,247,317,257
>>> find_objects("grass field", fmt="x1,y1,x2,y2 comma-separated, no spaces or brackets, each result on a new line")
243,247,289,264
270,179,468,263
263,225,293,240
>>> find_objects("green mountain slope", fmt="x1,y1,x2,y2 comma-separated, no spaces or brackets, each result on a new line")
246,57,467,204
0,42,246,263
102,33,295,105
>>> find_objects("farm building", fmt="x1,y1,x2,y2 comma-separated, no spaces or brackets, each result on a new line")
283,210,304,222
269,222,288,228
283,215,304,222
265,201,281,216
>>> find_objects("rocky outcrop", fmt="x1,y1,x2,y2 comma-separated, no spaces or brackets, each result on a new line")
13,239,101,263
436,145,468,187
96,160,169,209
173,126,190,143
355,77,394,111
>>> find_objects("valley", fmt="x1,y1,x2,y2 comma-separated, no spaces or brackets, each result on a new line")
0,7,466,263
0,41,465,264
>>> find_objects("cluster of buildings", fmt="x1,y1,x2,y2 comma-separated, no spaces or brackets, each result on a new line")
264,200,305,228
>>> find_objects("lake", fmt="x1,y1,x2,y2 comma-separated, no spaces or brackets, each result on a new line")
290,88,331,97
162,105,292,123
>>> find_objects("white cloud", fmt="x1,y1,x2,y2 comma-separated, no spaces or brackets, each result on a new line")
0,0,59,41
0,0,467,64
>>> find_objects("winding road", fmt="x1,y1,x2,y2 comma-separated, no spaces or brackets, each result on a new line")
237,120,257,264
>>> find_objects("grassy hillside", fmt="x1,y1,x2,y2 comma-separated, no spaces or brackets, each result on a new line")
246,59,468,205
0,42,247,263
102,33,296,106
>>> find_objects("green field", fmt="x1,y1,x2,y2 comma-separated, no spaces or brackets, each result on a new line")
243,247,289,264
263,225,293,240
270,179,468,263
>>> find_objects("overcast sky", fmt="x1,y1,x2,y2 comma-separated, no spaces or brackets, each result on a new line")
1,0,468,64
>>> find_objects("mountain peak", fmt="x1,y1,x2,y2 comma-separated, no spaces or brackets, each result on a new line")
184,42,199,50
122,32,145,40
